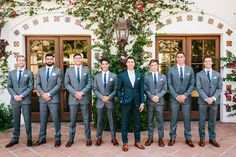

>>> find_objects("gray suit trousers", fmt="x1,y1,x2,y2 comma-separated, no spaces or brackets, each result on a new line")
12,103,32,142
69,104,91,141
96,106,116,139
148,104,164,139
39,102,61,141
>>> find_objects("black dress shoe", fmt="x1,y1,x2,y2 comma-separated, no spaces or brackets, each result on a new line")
65,140,74,147
27,140,33,147
5,141,18,148
158,138,165,147
111,138,119,146
33,139,46,146
55,140,61,147
185,140,195,147
209,139,220,147
86,140,92,146
145,138,153,146
95,138,102,146
168,139,175,146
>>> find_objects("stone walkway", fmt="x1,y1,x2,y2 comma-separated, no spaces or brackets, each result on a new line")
0,122,236,157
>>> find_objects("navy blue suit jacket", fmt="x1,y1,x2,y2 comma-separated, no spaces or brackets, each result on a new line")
117,70,144,107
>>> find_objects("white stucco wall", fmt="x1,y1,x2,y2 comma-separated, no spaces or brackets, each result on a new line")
0,0,236,122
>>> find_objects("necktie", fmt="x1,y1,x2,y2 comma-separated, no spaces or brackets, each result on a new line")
154,73,157,86
18,70,22,83
207,71,211,82
104,73,107,88
180,67,183,83
77,67,80,83
46,68,50,83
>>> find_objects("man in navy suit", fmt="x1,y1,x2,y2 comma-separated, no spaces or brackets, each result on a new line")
117,56,145,152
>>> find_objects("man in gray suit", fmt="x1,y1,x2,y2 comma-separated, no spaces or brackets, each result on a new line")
167,52,195,147
144,59,167,147
64,53,92,147
93,58,119,146
196,56,222,147
6,55,34,148
34,53,62,147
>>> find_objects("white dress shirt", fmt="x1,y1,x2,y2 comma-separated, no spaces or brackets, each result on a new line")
102,71,109,84
127,70,135,87
177,64,185,78
74,65,82,78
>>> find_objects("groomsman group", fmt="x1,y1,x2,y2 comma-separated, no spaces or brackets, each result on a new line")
5,52,222,152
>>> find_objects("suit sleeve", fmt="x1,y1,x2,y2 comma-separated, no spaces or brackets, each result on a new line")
81,68,92,95
108,74,118,100
93,75,103,99
21,71,34,97
213,74,223,100
140,75,145,104
196,72,208,100
144,75,154,99
48,69,62,96
116,73,123,102
156,75,167,98
184,68,195,97
7,72,17,96
36,70,44,96
64,69,77,94
167,69,178,98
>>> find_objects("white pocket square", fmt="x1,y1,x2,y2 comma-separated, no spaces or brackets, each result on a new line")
110,78,113,81
24,74,28,77
213,76,217,79
186,73,190,75
52,73,57,76
83,73,87,75
137,78,140,80
160,78,163,81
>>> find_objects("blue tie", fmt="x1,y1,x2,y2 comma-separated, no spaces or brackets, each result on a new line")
154,73,157,86
77,68,80,83
180,67,183,83
18,70,22,83
104,73,107,88
46,68,50,83
207,71,211,82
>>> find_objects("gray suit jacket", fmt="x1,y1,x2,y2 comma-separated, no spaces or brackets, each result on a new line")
36,66,62,103
196,70,223,105
7,69,34,105
93,72,118,109
167,65,195,99
64,66,92,105
144,72,167,106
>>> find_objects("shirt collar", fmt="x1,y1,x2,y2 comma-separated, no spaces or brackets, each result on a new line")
46,65,53,70
177,64,185,69
102,71,109,75
204,68,212,73
152,71,158,76
17,67,25,71
127,69,135,74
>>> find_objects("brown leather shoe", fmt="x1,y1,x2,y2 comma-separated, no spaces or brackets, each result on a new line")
65,140,74,147
5,141,18,148
168,139,175,146
122,143,128,152
134,142,145,149
95,138,102,146
111,138,119,146
199,139,205,147
33,139,46,146
158,138,165,147
27,140,33,147
145,138,153,146
185,140,195,147
55,140,61,147
209,139,220,147
86,140,92,146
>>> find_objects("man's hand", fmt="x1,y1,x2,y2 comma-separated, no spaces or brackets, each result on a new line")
151,96,159,103
102,96,110,103
74,92,83,100
139,103,145,112
42,93,51,101
176,95,186,104
206,98,214,105
14,95,22,102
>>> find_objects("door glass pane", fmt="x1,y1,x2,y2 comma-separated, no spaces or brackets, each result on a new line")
191,40,203,63
29,40,55,112
63,40,89,112
204,40,215,58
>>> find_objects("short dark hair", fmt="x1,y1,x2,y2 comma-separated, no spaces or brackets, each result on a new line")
176,51,185,57
100,58,110,64
126,56,135,63
203,56,213,62
149,59,159,66
16,55,25,61
73,53,82,58
45,53,54,58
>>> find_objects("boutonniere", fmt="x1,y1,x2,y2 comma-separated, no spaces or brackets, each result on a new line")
160,78,163,81
186,73,190,75
52,73,57,76
137,78,140,80
213,76,217,79
83,73,87,75
110,78,113,81
24,74,28,77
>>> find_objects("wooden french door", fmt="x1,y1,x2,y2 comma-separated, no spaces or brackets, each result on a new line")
26,36,91,121
156,35,220,120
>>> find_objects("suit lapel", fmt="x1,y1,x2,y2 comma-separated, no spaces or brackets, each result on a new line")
203,70,211,84
48,66,55,83
98,72,104,90
19,70,27,84
106,72,112,89
13,70,18,85
125,71,133,88
174,65,181,84
156,73,162,88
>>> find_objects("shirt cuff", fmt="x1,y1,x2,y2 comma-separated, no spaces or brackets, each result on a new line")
212,97,216,101
47,93,51,96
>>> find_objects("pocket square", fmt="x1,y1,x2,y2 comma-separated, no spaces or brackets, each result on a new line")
186,73,190,75
137,78,140,80
52,73,57,76
110,78,113,81
160,78,163,81
24,74,28,77
213,76,217,79
83,73,87,75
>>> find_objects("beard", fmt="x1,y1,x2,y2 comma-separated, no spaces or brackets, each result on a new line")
46,62,54,66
